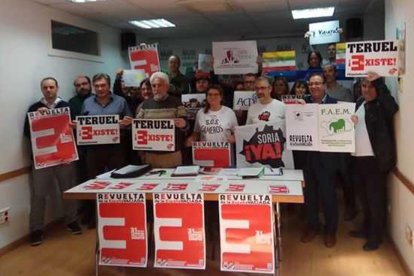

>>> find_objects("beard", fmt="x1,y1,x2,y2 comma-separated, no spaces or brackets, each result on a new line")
78,88,91,97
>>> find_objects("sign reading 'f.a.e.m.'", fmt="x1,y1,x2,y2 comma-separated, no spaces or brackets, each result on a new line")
132,119,175,151
76,115,120,145
153,193,206,269
219,194,274,274
28,107,78,169
97,192,147,267
346,40,399,77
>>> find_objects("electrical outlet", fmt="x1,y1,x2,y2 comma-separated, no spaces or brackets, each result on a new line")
0,207,10,225
405,224,413,248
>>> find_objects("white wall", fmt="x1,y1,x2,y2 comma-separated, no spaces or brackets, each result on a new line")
0,0,127,248
385,0,414,274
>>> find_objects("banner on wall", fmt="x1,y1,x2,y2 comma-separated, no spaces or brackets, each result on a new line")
97,193,147,267
132,119,175,151
233,91,257,111
153,193,206,269
285,103,355,152
122,69,146,87
182,93,206,120
308,20,340,45
76,115,120,145
345,40,399,77
28,107,78,169
336,43,346,65
192,141,232,168
212,40,258,75
219,194,274,274
128,43,160,77
262,50,296,74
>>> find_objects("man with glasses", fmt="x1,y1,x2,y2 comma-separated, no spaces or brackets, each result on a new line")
300,74,340,248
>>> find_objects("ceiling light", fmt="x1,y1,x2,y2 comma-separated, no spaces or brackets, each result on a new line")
292,7,335,20
129,19,176,29
69,0,98,3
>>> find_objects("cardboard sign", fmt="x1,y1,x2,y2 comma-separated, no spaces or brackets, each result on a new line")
262,51,296,73
28,107,78,169
219,194,274,274
233,91,257,111
76,115,120,145
285,103,356,152
345,40,399,77
97,193,147,267
192,141,232,167
213,40,258,75
153,193,205,269
281,95,303,104
309,20,340,45
132,119,175,151
128,43,160,77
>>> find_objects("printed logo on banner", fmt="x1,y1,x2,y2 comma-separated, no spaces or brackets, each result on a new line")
198,184,220,192
108,182,133,190
128,44,160,77
240,125,285,167
233,91,257,111
163,183,189,191
136,183,159,191
192,142,232,168
84,181,111,190
28,107,78,169
76,115,120,145
226,184,245,192
269,185,290,194
219,194,274,273
153,193,206,269
132,119,175,151
97,193,147,267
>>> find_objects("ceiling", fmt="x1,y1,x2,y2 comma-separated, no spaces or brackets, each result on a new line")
31,0,379,40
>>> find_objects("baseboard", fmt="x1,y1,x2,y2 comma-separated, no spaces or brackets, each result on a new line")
389,238,413,276
0,218,64,257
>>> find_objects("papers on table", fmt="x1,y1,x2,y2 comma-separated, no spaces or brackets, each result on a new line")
172,165,200,177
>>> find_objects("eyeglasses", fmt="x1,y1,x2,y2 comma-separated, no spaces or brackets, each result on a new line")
308,82,324,86
255,86,270,90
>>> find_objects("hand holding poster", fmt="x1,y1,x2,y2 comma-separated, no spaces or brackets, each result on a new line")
219,194,274,274
97,193,147,267
153,193,205,269
132,119,175,151
192,141,232,167
346,40,399,77
76,115,120,145
233,91,257,111
128,43,160,77
213,40,258,75
28,107,78,169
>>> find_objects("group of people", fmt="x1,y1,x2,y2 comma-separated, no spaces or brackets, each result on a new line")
24,47,398,253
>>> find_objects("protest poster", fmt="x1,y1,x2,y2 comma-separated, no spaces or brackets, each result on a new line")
182,93,206,120
153,193,205,269
336,43,346,65
28,107,78,169
281,95,304,105
122,69,146,87
345,40,399,77
318,102,355,152
308,20,340,45
233,91,257,111
128,43,160,77
97,193,147,267
132,119,175,151
235,121,294,168
285,104,319,151
219,194,274,274
285,103,355,152
198,53,213,72
192,141,232,167
262,50,296,74
212,40,258,75
76,115,120,145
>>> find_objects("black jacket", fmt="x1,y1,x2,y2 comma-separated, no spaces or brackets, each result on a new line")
356,78,399,172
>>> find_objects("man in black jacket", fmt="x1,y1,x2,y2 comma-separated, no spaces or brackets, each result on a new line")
349,73,398,251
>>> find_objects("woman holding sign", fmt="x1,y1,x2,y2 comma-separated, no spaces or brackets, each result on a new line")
186,85,238,145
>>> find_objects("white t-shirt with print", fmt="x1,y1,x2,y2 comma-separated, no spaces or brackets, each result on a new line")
194,106,238,142
246,99,286,125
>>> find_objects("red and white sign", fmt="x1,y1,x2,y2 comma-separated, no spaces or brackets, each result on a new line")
219,194,274,274
128,43,160,77
76,115,120,145
192,141,232,167
132,119,175,151
153,193,205,269
107,182,133,190
97,193,147,267
28,107,78,169
346,40,399,77
84,180,111,190
269,185,290,194
135,183,159,191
